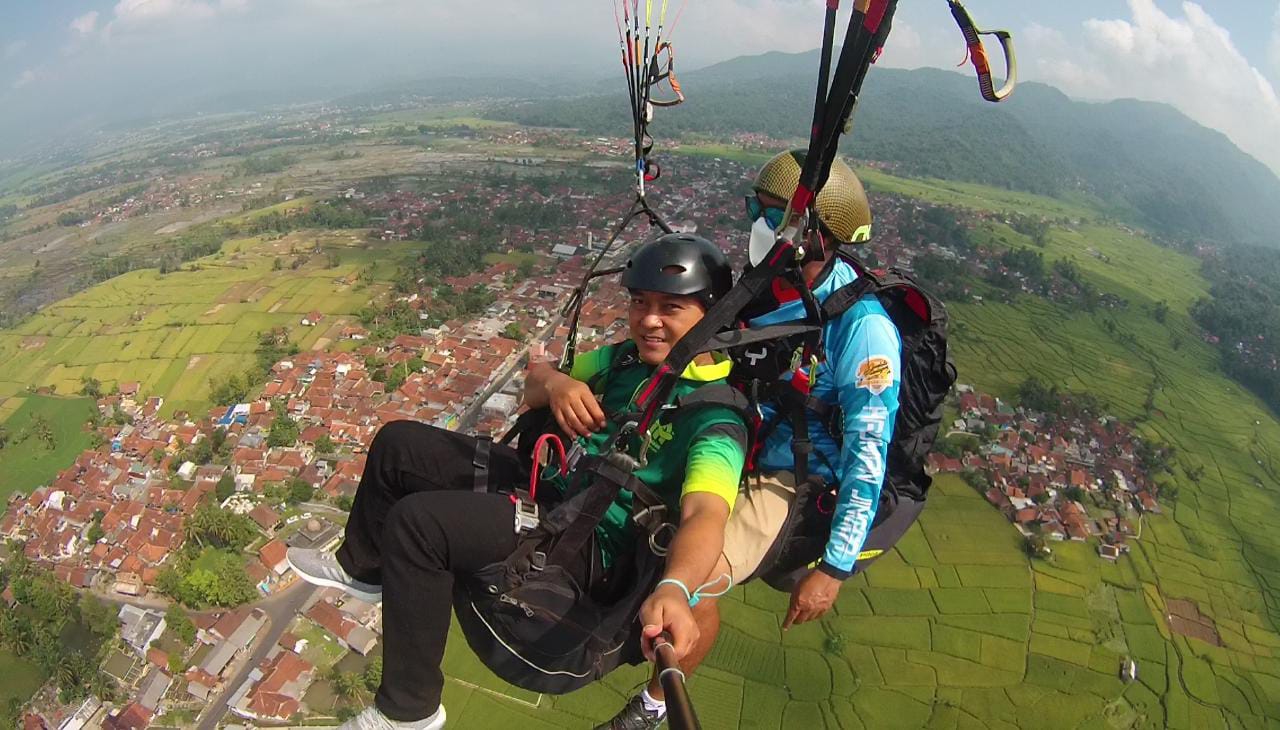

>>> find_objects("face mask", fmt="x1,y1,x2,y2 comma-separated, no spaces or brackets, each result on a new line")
748,216,778,268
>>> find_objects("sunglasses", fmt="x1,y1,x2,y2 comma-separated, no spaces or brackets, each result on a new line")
744,195,787,230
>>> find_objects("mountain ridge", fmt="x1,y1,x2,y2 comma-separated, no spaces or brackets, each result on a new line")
489,51,1280,248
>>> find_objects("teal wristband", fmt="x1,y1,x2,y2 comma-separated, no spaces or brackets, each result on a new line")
656,578,693,605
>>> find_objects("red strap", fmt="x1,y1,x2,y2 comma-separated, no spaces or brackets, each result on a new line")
523,433,568,502
863,0,890,33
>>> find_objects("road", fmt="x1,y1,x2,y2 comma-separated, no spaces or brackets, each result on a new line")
457,318,559,431
195,581,317,730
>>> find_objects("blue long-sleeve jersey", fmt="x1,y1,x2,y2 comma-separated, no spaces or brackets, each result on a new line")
749,258,902,579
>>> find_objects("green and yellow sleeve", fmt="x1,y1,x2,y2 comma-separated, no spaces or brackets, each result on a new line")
681,421,747,511
568,344,617,385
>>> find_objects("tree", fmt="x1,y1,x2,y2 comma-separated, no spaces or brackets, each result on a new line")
215,473,236,502
314,434,335,454
209,373,249,406
211,427,228,454
502,323,525,342
0,425,8,450
287,479,314,505
1152,301,1169,324
333,671,363,703
336,494,354,512
362,656,383,691
268,413,300,448
79,377,102,398
166,603,196,645
31,414,55,450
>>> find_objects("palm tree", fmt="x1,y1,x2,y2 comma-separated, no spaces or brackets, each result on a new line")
333,672,362,703
56,656,79,689
52,586,76,615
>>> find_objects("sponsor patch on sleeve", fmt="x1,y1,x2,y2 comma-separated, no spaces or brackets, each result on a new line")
855,356,894,394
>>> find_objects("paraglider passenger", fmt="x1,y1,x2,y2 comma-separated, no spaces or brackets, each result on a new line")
288,233,746,730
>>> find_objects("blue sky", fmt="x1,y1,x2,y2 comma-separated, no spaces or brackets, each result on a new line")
1,1,1278,174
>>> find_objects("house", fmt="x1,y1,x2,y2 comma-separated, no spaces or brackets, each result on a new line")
242,650,315,722
114,571,143,597
58,697,102,730
104,703,151,730
259,539,290,576
301,311,324,327
119,605,166,656
1120,657,1138,682
136,668,172,712
306,601,378,655
248,505,281,534
146,647,169,671
184,668,219,701
201,641,238,678
1098,544,1122,560
210,608,268,648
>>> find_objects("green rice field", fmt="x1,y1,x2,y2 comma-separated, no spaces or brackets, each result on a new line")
0,394,96,501
0,231,416,419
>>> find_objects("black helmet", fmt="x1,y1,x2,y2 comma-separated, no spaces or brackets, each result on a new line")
621,233,733,307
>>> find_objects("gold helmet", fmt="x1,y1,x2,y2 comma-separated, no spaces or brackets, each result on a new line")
752,150,872,244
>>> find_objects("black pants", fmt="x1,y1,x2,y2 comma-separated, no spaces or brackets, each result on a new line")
334,420,592,721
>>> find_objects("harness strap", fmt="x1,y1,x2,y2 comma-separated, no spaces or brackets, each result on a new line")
700,323,820,354
636,240,800,432
472,436,493,493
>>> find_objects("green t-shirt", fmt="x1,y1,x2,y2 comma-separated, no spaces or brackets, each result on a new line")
549,342,747,565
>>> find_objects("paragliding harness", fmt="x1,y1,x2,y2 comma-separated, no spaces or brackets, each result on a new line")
452,343,753,694
731,250,957,591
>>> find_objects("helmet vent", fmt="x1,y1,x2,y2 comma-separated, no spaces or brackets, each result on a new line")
661,265,688,275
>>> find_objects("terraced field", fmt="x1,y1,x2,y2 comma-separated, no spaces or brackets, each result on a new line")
0,231,416,419
436,173,1280,727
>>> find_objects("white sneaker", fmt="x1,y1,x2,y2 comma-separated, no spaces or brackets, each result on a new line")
286,547,382,603
338,705,445,730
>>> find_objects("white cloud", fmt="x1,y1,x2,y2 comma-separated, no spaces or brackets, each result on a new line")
70,11,100,37
13,69,38,89
1027,0,1280,176
4,40,27,59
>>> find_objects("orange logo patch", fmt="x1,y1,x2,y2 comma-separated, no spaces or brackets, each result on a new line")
855,356,893,395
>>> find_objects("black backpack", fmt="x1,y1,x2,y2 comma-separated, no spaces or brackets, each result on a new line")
731,251,957,590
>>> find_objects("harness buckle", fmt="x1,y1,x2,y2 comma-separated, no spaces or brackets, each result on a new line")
513,496,540,535
648,522,677,557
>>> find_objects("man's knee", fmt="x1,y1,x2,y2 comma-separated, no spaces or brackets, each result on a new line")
383,493,446,565
372,419,425,452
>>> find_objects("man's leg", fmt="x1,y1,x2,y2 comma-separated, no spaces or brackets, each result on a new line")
335,420,527,584
375,489,520,721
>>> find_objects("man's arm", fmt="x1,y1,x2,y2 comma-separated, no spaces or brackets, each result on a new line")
638,492,730,661
522,353,607,437
822,312,900,578
784,310,900,628
639,421,745,660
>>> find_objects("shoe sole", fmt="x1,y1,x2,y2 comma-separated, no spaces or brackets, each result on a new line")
287,556,383,604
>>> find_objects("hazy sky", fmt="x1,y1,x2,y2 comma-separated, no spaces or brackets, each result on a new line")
2,0,1278,176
